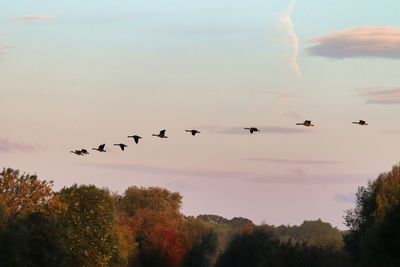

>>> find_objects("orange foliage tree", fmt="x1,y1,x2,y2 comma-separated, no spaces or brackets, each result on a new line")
124,208,189,266
0,168,61,217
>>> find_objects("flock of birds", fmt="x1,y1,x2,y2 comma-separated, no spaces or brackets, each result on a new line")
70,120,368,156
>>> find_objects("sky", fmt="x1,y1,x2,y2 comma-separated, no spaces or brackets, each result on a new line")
1,0,400,229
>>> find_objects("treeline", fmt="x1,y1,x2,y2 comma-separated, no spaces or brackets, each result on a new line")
1,164,400,266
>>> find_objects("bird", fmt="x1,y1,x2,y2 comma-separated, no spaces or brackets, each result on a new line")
70,150,84,156
114,143,128,151
244,127,259,134
185,129,200,136
296,120,314,127
353,120,368,126
152,130,168,138
92,144,106,152
128,135,142,144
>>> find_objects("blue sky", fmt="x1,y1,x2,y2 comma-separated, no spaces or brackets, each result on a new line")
1,0,400,228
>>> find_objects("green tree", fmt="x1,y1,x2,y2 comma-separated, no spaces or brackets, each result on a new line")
57,184,120,266
0,212,68,267
344,163,400,266
119,186,182,217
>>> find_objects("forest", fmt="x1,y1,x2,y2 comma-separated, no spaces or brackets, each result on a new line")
1,164,400,267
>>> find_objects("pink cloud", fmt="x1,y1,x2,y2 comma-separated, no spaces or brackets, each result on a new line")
202,125,310,135
10,14,54,20
358,86,400,104
308,26,400,59
0,138,36,152
247,157,342,165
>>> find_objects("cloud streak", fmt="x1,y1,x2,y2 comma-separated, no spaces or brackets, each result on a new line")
10,14,54,20
308,26,400,59
0,139,35,152
82,162,367,185
247,157,342,165
281,0,301,77
203,125,310,135
334,193,355,203
276,88,294,115
357,86,400,104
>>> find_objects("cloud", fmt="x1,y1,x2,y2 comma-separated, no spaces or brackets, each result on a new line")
333,193,355,203
379,130,400,134
308,26,400,59
202,125,310,135
81,162,251,180
0,139,35,152
82,162,367,185
357,86,400,104
247,158,342,165
276,88,294,115
10,14,54,20
281,0,301,77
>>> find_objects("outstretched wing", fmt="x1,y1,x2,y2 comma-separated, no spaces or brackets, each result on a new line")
99,144,105,150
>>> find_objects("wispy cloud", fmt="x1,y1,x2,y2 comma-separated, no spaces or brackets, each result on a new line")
333,193,355,203
379,130,400,134
0,139,36,152
281,0,301,77
202,125,310,135
10,14,54,20
276,88,294,115
308,26,400,59
247,158,342,165
81,162,250,180
357,86,400,104
82,162,367,185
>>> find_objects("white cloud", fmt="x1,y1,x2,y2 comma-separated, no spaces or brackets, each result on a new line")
276,88,293,115
281,0,301,77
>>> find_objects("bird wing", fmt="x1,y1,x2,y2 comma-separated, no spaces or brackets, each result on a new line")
99,144,105,150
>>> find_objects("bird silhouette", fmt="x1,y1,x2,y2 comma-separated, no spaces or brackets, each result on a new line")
92,144,106,152
244,127,259,134
185,130,200,136
353,120,368,126
70,150,84,156
114,143,128,151
128,135,142,144
296,120,314,127
152,130,168,138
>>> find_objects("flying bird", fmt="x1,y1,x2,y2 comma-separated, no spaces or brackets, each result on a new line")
92,144,106,152
70,150,84,156
244,127,259,134
185,129,200,136
128,135,142,144
353,120,368,126
114,143,128,151
152,130,168,138
296,120,314,127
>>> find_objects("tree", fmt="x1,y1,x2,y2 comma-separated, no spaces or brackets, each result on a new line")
124,208,188,267
344,163,400,266
0,200,8,231
0,168,61,217
57,184,119,266
0,212,68,267
119,186,182,217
